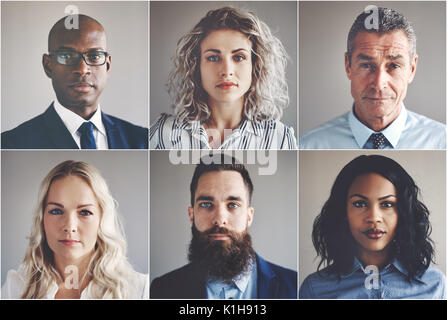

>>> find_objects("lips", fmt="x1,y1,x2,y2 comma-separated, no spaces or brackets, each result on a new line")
69,82,94,93
59,239,81,246
362,228,386,240
216,82,238,89
208,233,230,240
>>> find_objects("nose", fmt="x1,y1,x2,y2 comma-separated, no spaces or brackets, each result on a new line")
220,57,234,78
213,204,228,227
63,212,78,233
366,204,383,224
72,55,91,76
370,66,389,90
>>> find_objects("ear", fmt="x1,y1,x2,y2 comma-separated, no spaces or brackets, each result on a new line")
106,54,111,73
407,54,418,84
188,206,194,224
344,52,352,80
42,54,52,79
247,207,254,228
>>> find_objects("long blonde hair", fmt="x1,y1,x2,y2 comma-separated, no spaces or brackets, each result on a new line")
169,6,289,123
21,160,139,298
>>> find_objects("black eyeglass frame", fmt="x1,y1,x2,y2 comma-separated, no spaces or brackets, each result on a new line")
48,50,109,66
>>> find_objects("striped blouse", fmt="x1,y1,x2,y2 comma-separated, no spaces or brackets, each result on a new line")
149,113,297,149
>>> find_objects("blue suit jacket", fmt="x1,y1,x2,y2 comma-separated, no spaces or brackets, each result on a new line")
1,104,148,149
150,254,297,299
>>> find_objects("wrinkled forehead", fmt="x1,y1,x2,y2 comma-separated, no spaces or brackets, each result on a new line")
352,30,412,60
48,18,107,52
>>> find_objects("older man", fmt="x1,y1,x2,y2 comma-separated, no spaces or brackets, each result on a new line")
1,14,147,149
300,7,446,149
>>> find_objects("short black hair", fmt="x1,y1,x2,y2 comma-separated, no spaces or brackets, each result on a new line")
190,155,254,206
312,155,434,281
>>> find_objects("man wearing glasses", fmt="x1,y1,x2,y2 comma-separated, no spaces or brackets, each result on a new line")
1,14,148,149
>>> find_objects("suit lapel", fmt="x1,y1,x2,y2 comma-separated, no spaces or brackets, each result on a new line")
102,112,125,149
42,104,79,149
256,254,279,299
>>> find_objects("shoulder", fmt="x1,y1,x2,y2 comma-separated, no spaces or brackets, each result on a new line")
299,113,352,149
256,255,297,298
1,268,26,299
149,113,187,149
128,272,149,299
299,267,338,299
258,256,297,281
102,113,148,133
419,266,446,284
150,263,200,298
404,110,446,148
248,119,297,149
2,112,48,148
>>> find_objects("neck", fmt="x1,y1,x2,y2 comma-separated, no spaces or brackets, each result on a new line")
354,104,401,132
357,248,392,270
54,254,92,286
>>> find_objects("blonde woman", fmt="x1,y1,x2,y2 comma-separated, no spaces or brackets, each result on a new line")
1,160,148,299
150,6,297,149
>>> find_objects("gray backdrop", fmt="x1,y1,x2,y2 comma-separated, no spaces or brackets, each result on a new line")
1,1,148,131
150,1,297,133
299,1,446,136
1,151,148,286
150,151,297,283
299,150,446,286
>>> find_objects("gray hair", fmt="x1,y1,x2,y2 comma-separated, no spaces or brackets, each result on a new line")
347,7,417,65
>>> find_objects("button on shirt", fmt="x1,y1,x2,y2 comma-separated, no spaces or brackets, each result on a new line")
206,262,257,299
150,113,297,149
53,100,109,149
299,105,446,149
299,258,446,299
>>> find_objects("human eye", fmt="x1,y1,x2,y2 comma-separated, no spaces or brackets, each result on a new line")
381,201,396,208
233,54,246,62
48,208,63,215
352,200,367,208
206,55,220,62
228,202,240,209
86,52,103,63
360,62,374,70
198,202,213,209
79,209,93,216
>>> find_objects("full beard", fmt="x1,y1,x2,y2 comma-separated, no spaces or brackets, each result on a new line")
188,224,256,284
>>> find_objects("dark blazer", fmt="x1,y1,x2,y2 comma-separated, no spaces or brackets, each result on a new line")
1,104,148,149
150,254,297,299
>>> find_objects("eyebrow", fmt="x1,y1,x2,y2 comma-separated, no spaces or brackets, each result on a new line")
348,194,397,200
56,46,105,52
203,48,250,54
356,53,405,62
195,195,243,202
46,202,96,208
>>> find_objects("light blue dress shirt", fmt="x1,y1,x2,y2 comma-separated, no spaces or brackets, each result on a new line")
299,258,446,299
299,105,446,149
206,262,258,299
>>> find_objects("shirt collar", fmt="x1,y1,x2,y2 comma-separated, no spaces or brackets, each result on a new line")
53,99,107,136
348,104,407,148
206,260,256,297
185,118,260,140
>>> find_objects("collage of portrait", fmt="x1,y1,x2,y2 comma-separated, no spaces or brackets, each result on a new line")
1,1,446,302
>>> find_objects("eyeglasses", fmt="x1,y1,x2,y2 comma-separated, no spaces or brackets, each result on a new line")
49,50,109,66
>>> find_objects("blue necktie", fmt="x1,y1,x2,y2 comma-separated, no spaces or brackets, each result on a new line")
78,122,97,149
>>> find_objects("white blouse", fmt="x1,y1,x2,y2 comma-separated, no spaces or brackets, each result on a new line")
1,266,149,299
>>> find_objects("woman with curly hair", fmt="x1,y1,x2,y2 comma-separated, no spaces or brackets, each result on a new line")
1,161,148,299
299,155,446,299
150,6,296,149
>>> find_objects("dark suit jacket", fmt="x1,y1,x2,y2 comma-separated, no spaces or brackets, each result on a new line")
1,104,148,149
150,254,297,299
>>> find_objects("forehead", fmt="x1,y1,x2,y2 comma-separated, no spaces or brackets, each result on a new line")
195,170,249,200
200,29,252,52
352,30,410,59
348,173,396,197
49,21,107,51
47,175,97,203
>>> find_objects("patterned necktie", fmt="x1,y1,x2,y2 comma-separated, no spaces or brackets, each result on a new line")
78,122,97,149
370,132,386,149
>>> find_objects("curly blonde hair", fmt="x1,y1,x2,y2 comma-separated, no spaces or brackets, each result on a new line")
169,6,289,123
20,160,141,299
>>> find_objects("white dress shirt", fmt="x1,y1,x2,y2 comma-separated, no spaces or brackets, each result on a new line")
1,266,149,299
53,99,109,149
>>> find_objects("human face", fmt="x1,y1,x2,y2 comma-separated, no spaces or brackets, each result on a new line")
188,170,254,241
43,20,111,112
347,173,398,262
43,175,101,265
200,29,252,109
345,31,417,131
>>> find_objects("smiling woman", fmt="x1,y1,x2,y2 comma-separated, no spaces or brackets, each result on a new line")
149,6,297,149
299,155,446,299
1,161,148,299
